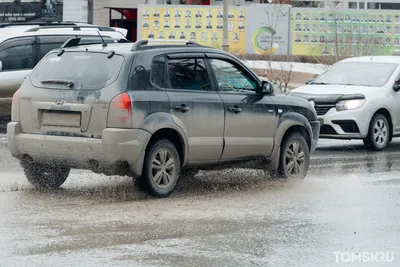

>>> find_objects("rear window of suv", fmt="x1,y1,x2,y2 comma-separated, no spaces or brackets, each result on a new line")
30,51,124,90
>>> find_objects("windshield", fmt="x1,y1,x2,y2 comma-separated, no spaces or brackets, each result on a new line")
312,62,398,87
30,51,124,90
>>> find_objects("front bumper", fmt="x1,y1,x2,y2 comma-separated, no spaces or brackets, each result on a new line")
7,122,151,176
318,106,369,139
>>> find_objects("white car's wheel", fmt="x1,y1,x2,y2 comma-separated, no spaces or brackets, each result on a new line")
363,114,390,151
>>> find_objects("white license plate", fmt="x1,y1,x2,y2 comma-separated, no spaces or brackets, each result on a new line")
42,111,81,127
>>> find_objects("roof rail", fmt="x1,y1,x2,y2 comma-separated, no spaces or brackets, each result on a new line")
131,39,203,51
25,25,116,32
0,22,77,28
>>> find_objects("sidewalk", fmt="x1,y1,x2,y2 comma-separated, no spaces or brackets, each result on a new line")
244,60,327,90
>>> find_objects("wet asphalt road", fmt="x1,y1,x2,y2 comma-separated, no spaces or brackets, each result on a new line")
0,133,400,267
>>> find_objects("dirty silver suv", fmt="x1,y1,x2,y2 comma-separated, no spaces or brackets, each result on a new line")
8,39,320,197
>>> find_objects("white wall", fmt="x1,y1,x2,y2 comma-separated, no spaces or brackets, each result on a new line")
63,0,89,22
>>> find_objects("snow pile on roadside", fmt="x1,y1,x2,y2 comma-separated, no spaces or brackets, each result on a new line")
243,60,327,75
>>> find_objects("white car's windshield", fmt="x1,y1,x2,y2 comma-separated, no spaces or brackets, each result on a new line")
312,62,399,87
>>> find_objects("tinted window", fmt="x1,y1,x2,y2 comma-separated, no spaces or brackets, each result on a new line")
167,58,211,91
0,38,34,71
151,55,166,88
30,51,124,90
37,36,73,60
209,59,257,92
39,43,65,60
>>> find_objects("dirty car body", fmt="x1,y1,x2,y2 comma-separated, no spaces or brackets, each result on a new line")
8,39,319,197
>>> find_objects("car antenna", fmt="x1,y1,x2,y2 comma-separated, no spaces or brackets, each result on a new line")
97,30,107,47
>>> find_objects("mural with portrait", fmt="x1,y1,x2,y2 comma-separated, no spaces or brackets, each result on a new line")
138,5,246,54
292,9,400,56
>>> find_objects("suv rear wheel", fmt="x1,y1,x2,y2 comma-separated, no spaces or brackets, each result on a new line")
363,113,389,151
139,139,181,198
275,132,310,179
20,160,70,189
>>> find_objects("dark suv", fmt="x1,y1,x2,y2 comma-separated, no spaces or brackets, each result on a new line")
8,39,320,197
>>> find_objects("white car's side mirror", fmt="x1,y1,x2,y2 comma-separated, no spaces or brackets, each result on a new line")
0,60,2,71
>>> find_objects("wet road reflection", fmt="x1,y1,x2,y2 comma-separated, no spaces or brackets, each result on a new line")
0,136,399,266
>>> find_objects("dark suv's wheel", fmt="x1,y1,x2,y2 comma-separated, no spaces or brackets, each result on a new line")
139,139,181,198
20,160,70,189
363,113,390,151
276,132,310,179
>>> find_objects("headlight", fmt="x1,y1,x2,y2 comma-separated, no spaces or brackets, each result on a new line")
336,99,365,111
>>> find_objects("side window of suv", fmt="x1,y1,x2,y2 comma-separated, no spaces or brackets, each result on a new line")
209,58,257,92
0,37,35,71
37,36,74,61
167,58,212,91
151,55,166,88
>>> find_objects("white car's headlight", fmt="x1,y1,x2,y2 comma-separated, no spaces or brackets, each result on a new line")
336,99,365,111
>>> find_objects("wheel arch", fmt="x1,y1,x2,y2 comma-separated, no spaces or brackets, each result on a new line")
267,112,312,171
275,112,312,149
372,108,393,140
130,112,189,177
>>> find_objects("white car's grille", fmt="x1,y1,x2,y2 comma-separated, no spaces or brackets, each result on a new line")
315,103,335,116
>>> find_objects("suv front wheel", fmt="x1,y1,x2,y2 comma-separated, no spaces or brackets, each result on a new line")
139,139,181,198
275,132,310,179
20,160,70,189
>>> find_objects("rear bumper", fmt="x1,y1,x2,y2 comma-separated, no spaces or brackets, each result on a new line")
7,122,151,176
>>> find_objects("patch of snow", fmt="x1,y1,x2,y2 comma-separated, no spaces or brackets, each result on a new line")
243,60,328,75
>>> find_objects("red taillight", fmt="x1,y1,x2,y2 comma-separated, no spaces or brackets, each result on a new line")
12,89,20,104
111,92,132,119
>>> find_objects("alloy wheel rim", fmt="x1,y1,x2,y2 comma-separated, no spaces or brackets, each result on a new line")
151,149,175,189
285,141,305,177
373,119,388,146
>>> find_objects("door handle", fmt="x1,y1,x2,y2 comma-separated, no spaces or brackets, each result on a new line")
228,106,242,114
174,104,190,112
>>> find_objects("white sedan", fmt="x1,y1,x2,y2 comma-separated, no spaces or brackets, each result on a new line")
290,56,400,151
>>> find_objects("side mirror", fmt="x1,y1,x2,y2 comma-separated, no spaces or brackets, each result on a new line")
258,81,274,95
0,60,2,71
305,78,314,84
393,83,400,92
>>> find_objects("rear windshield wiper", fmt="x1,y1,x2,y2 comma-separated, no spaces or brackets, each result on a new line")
41,79,74,88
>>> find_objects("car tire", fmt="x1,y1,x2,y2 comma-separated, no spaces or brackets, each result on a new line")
276,132,310,179
363,113,390,151
139,139,181,198
20,160,70,189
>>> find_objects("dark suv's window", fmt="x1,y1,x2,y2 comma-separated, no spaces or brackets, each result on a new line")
151,55,166,88
167,58,211,91
30,51,124,90
209,58,257,92
0,37,35,71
